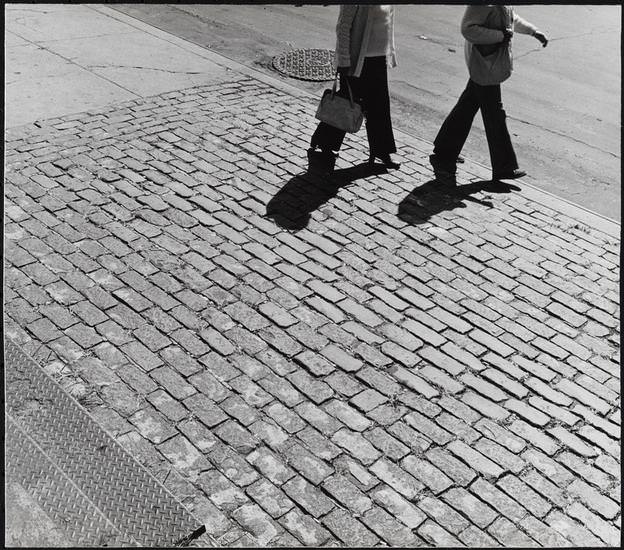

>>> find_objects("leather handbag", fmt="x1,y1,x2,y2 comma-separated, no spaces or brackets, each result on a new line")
315,72,363,133
467,6,513,86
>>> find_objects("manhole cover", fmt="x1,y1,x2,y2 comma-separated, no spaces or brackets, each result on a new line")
272,48,336,81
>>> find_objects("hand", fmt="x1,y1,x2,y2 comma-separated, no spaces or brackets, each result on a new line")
502,29,513,44
534,31,548,47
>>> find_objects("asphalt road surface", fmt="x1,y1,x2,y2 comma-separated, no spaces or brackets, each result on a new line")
114,4,621,221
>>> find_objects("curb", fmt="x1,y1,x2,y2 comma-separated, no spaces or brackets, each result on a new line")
93,5,620,239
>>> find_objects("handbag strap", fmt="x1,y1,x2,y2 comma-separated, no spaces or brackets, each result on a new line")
331,71,356,108
498,5,512,31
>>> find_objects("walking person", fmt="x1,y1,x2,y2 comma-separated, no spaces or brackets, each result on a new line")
430,5,548,185
310,4,401,170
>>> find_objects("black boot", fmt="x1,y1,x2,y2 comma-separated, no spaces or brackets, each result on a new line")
429,154,457,186
368,153,400,170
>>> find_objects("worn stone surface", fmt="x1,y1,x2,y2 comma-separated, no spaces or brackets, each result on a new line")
4,62,620,547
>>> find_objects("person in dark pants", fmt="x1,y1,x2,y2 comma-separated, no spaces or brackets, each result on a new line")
430,5,548,185
310,5,400,170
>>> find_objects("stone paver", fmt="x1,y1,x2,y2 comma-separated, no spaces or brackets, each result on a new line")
4,24,620,548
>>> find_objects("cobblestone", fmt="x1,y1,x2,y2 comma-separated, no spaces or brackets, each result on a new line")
362,505,423,546
129,406,177,445
157,434,210,479
402,456,453,494
567,479,620,520
371,485,426,530
510,419,561,455
487,516,538,547
209,443,260,487
197,470,249,512
444,486,499,530
279,509,332,546
322,508,379,546
332,429,381,465
230,503,280,546
567,501,621,546
283,475,334,518
184,393,228,428
246,478,294,519
265,402,306,434
364,427,409,461
417,495,470,535
497,474,552,518
546,510,603,546
283,442,334,485
220,394,259,426
425,448,477,487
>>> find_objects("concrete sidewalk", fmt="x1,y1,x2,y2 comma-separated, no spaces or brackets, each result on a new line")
4,4,621,547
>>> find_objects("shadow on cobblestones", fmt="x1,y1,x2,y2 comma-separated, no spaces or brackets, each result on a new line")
266,160,387,230
398,179,520,225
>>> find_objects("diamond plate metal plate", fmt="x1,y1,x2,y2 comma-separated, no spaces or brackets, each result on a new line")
272,48,335,81
6,416,134,547
4,338,208,547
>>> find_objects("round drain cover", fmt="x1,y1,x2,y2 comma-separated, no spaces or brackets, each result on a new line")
272,48,336,81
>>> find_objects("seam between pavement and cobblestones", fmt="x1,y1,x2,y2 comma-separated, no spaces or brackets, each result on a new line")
96,3,620,237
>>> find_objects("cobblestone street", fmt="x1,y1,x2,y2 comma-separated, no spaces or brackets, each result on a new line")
4,5,621,547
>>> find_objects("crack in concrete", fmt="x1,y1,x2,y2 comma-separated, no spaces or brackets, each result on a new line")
512,47,545,61
7,7,55,13
391,79,447,99
86,64,205,75
414,34,459,51
7,30,142,98
513,25,617,60
548,27,618,43
30,32,139,45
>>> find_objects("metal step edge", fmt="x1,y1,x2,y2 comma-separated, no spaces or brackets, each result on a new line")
4,338,208,547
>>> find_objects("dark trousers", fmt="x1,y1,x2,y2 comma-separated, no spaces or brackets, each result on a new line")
311,56,396,157
433,79,518,175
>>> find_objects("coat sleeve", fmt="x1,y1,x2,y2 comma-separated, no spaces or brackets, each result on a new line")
461,5,505,45
335,4,358,67
513,12,538,36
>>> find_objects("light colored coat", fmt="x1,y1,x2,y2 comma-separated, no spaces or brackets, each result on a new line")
334,5,397,77
461,5,537,70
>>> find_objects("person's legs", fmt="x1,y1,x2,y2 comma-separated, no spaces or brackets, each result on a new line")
358,57,397,158
475,83,519,177
310,72,351,153
310,121,346,153
432,80,480,172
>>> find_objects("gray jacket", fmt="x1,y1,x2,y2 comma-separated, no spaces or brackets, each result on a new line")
461,5,537,71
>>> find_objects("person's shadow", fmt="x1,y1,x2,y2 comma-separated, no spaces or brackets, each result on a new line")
266,150,387,230
398,178,520,225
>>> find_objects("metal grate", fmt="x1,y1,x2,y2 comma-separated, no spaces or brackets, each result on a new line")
4,339,208,547
272,48,336,81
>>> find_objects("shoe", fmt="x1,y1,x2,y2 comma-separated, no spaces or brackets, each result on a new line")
429,154,457,185
310,140,337,156
493,168,526,180
307,147,337,173
368,153,400,170
435,173,457,187
308,146,337,160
